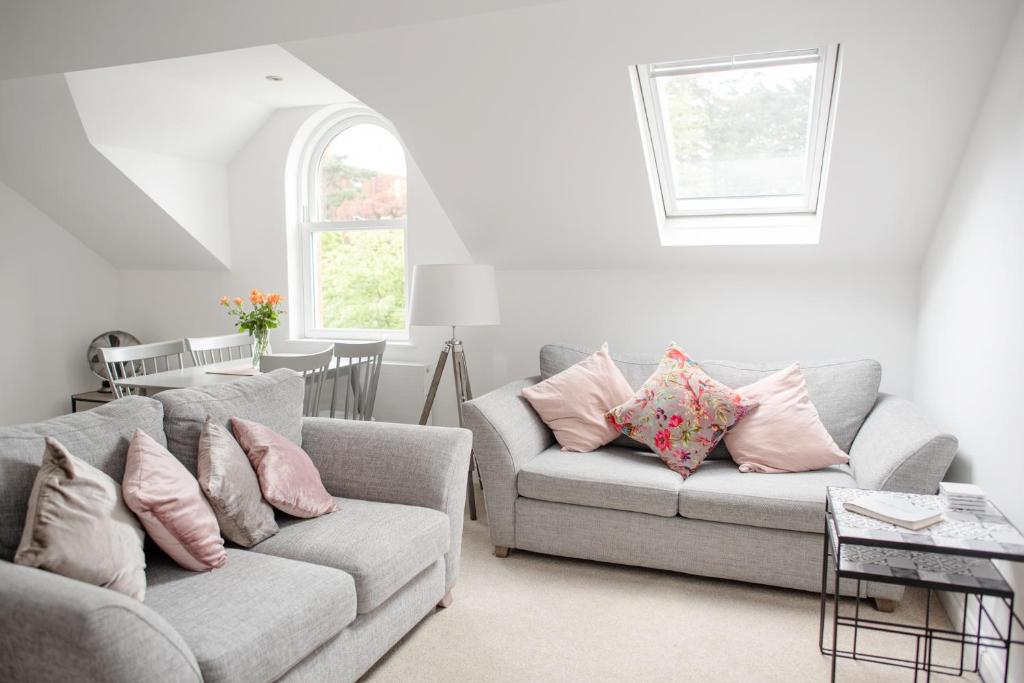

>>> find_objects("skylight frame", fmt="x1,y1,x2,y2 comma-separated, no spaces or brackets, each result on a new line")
636,45,840,220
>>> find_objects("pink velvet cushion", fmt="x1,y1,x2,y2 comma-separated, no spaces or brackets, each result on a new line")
230,417,339,518
606,345,756,478
724,363,849,473
521,342,635,452
123,430,226,571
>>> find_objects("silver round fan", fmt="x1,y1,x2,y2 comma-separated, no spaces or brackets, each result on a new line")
87,330,142,391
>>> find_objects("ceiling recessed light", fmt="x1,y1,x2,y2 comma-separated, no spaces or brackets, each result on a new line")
265,75,284,82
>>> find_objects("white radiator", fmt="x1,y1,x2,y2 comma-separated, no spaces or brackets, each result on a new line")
369,361,429,424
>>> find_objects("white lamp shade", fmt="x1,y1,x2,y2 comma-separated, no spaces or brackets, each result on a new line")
409,264,501,327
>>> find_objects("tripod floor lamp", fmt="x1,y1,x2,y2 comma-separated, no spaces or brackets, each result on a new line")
410,264,500,521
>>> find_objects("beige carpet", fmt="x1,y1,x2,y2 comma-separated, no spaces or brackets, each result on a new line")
365,491,979,682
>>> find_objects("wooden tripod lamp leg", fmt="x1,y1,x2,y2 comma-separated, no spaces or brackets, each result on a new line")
418,339,479,521
451,344,478,521
451,347,475,520
419,344,450,426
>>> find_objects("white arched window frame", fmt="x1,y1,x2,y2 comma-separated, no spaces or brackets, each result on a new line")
296,108,410,341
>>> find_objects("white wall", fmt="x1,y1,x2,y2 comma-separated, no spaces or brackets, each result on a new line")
98,146,233,267
0,180,121,424
461,265,919,399
915,4,1024,681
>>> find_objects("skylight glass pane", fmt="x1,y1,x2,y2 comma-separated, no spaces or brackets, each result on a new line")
311,229,405,330
317,123,407,222
654,60,817,202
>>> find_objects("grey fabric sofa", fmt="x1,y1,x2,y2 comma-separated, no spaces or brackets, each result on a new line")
463,344,958,609
0,370,472,683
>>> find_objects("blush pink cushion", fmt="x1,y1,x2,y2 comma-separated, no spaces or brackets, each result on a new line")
724,363,850,473
521,342,635,452
230,417,339,518
123,430,226,571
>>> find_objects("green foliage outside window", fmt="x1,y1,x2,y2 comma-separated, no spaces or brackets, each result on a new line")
663,68,814,199
315,229,405,331
314,152,407,331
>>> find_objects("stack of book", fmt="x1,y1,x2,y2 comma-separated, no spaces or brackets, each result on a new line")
939,482,987,512
844,493,944,530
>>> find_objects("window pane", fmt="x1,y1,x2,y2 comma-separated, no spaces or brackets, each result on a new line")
317,123,407,221
655,61,816,201
312,229,405,330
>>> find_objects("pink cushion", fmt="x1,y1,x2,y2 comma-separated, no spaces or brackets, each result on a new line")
123,430,226,571
724,363,849,473
230,417,339,519
521,342,635,452
606,345,756,478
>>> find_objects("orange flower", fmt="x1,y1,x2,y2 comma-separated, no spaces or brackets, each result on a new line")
250,288,266,305
218,295,229,306
267,293,282,306
233,297,243,306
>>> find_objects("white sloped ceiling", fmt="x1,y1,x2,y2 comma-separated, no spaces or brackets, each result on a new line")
0,74,228,270
0,0,567,81
0,46,356,270
284,0,1019,268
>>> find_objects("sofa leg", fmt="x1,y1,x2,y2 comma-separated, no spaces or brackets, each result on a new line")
494,546,510,558
437,590,453,609
872,598,897,613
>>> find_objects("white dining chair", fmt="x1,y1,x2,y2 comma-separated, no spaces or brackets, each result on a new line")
260,346,335,417
101,340,187,398
330,340,386,421
186,332,255,366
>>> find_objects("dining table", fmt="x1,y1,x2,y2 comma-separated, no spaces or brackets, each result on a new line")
114,356,352,394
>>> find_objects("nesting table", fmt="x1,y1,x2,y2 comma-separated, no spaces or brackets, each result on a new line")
820,486,1024,681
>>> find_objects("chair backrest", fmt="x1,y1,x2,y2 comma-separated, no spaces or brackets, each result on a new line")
186,332,254,366
259,346,334,417
330,340,386,421
101,340,187,398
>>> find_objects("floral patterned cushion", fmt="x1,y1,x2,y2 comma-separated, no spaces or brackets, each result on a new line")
606,345,756,478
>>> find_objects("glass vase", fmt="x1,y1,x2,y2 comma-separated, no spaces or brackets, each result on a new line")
251,328,270,369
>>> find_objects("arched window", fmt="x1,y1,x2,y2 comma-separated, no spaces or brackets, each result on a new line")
299,112,408,339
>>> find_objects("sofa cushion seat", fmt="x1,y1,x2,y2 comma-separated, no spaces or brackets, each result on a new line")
144,548,356,683
250,497,450,614
517,446,683,517
676,460,857,533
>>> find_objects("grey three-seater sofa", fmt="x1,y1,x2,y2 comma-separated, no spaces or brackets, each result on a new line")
0,370,472,682
463,344,958,610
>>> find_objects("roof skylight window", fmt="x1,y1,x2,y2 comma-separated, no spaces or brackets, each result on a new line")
633,46,840,244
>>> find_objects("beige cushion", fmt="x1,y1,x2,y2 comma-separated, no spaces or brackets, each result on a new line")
198,417,278,547
15,437,147,600
677,460,857,533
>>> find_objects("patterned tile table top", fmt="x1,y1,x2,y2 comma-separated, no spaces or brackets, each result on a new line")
827,487,1024,561
837,544,1013,596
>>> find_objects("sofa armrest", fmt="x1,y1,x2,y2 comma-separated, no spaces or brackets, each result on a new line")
849,393,958,493
301,418,472,591
462,377,555,548
0,561,200,683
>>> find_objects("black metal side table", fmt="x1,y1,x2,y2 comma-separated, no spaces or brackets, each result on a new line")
820,486,1024,681
71,390,115,413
